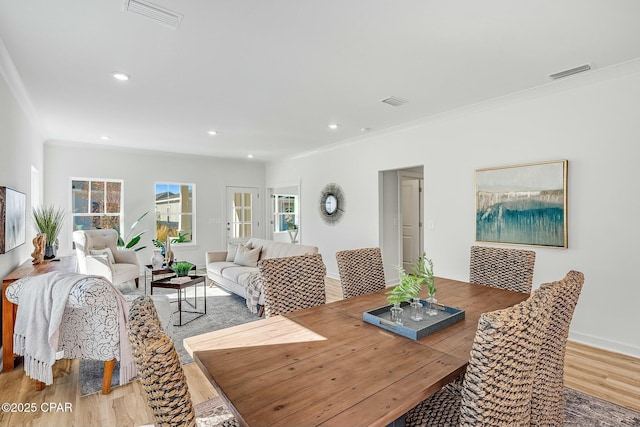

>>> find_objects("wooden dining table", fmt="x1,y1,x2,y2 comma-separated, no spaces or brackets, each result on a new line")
184,277,529,427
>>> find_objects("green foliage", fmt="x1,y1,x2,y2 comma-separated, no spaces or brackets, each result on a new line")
32,204,66,246
171,231,189,243
106,211,149,252
386,253,435,304
411,253,435,295
171,261,194,277
386,269,423,305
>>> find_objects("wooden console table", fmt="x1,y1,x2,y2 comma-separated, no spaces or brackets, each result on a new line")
2,256,77,372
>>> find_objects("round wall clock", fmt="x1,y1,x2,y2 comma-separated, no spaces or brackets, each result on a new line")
319,183,345,225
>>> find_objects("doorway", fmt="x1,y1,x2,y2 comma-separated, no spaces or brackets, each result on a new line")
225,186,261,243
379,166,424,282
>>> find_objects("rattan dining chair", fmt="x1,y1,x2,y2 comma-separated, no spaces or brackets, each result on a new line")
128,296,238,427
531,270,584,426
259,254,327,317
469,245,536,293
335,247,386,299
405,285,553,427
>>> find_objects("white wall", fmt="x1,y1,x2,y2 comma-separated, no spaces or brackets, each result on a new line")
44,141,265,270
266,59,640,358
0,64,42,278
0,53,44,341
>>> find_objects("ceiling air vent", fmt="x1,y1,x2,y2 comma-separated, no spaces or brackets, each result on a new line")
549,64,591,80
381,96,407,107
123,0,183,29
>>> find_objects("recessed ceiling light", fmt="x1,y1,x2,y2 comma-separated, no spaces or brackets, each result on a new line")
207,130,218,136
100,136,110,140
112,72,130,81
247,154,254,159
328,123,339,130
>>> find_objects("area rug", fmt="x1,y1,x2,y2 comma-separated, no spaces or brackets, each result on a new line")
79,287,260,396
564,387,640,426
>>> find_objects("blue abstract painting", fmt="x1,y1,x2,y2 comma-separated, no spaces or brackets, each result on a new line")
475,160,567,248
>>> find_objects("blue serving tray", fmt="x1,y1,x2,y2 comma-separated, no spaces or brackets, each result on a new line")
363,300,465,340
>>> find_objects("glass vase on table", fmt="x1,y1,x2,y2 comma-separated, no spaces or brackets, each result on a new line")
390,303,403,325
426,291,438,316
409,298,423,321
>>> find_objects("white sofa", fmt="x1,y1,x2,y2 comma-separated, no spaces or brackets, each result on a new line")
205,238,318,309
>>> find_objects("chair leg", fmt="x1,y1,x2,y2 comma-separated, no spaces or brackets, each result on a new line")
135,277,139,288
102,359,115,395
258,305,265,317
35,380,45,391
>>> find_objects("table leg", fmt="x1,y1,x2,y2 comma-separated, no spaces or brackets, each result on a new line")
178,289,182,326
2,289,16,372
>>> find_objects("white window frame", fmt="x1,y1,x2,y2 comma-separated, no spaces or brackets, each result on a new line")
154,182,196,246
70,177,124,233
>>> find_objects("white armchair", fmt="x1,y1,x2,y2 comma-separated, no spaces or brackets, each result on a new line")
73,229,140,288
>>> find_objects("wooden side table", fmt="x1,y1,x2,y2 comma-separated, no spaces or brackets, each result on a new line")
2,256,77,372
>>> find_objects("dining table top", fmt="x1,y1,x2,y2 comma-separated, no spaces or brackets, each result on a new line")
184,276,530,427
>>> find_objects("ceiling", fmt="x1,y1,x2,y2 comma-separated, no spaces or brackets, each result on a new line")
1,1,640,161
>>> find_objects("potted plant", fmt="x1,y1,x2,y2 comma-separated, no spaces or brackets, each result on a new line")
32,204,66,259
104,211,148,251
171,261,194,277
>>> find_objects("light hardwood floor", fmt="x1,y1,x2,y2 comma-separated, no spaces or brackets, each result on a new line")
0,277,637,426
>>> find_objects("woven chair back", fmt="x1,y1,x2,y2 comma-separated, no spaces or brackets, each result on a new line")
127,296,197,427
531,270,584,426
469,245,536,293
458,285,553,426
336,247,386,299
259,254,327,317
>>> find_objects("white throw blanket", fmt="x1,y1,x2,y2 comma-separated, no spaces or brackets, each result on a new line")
12,272,135,385
245,272,263,314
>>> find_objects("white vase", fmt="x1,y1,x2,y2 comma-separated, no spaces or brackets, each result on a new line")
151,249,164,270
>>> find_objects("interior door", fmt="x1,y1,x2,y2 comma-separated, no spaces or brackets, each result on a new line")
226,186,259,242
401,177,422,271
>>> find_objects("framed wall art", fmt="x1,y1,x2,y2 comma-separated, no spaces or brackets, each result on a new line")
475,160,568,248
0,186,27,254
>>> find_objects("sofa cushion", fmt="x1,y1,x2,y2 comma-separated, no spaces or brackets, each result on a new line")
207,261,237,276
225,242,240,262
90,248,115,264
221,266,258,285
247,238,318,260
234,244,261,267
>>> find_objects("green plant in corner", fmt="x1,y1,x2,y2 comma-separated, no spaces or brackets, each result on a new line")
105,211,149,251
171,261,194,277
32,204,66,247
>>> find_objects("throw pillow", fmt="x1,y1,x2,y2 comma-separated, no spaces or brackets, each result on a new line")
90,247,115,264
234,244,261,267
225,242,240,262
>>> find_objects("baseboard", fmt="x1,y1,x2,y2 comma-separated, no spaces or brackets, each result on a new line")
569,331,640,359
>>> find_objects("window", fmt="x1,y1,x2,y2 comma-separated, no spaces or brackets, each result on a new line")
71,179,123,232
273,194,298,232
155,183,194,244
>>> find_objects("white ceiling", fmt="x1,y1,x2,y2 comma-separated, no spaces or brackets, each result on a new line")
1,1,640,161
